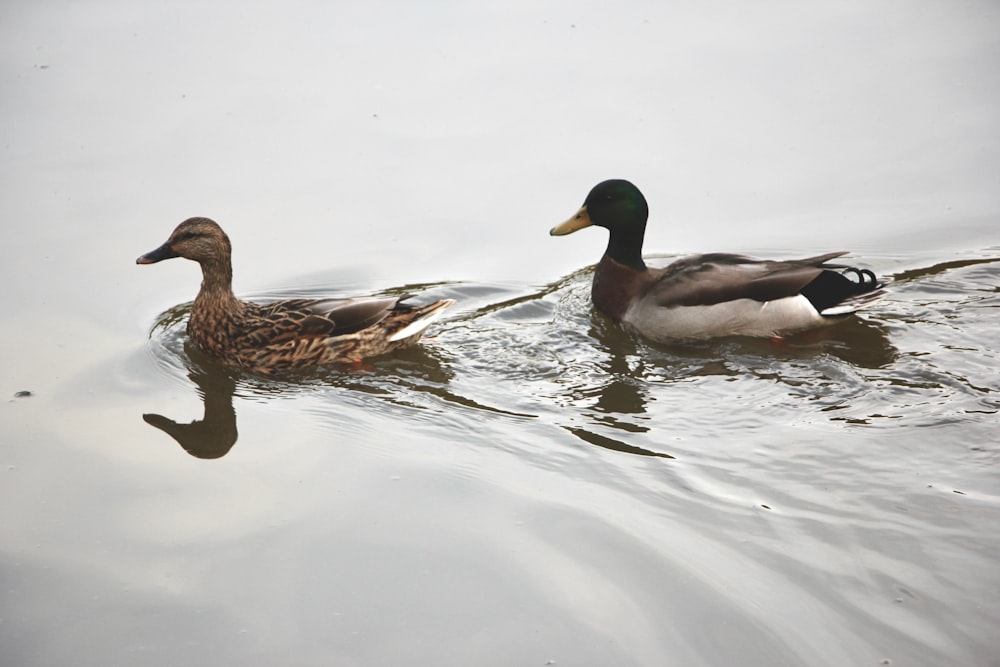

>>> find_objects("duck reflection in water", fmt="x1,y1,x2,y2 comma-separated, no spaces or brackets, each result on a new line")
141,271,900,460
560,307,898,457
143,335,462,459
143,364,239,459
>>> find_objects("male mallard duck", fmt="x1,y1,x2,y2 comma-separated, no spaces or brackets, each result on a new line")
137,217,454,373
550,179,889,341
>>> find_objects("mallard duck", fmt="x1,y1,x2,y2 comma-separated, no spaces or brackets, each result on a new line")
137,217,454,373
550,179,889,341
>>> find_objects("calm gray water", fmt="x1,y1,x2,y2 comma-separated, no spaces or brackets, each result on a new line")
2,2,999,666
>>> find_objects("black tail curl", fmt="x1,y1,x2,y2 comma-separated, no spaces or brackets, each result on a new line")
842,267,878,287
801,264,886,313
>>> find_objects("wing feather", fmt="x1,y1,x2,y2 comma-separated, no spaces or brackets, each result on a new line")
245,295,403,345
649,252,849,307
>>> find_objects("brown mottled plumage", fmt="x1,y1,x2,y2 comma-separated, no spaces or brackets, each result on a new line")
137,217,453,374
551,180,889,341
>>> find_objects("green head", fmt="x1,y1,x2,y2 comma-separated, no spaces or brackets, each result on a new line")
550,179,650,271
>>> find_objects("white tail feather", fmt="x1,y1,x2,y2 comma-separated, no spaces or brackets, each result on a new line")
389,301,454,342
820,288,889,317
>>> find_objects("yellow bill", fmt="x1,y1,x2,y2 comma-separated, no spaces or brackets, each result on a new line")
550,205,593,236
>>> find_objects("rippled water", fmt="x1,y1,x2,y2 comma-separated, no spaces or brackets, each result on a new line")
146,251,999,446
3,1,1000,665
114,249,999,666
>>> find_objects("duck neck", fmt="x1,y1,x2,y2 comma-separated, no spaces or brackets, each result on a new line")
193,256,241,316
605,227,647,272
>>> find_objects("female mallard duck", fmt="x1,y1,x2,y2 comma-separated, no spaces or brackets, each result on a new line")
137,217,454,373
550,179,889,342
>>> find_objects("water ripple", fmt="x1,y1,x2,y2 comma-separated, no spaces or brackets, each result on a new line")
142,252,1000,463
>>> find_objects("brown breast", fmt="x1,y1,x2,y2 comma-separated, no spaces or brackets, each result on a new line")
591,254,652,322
